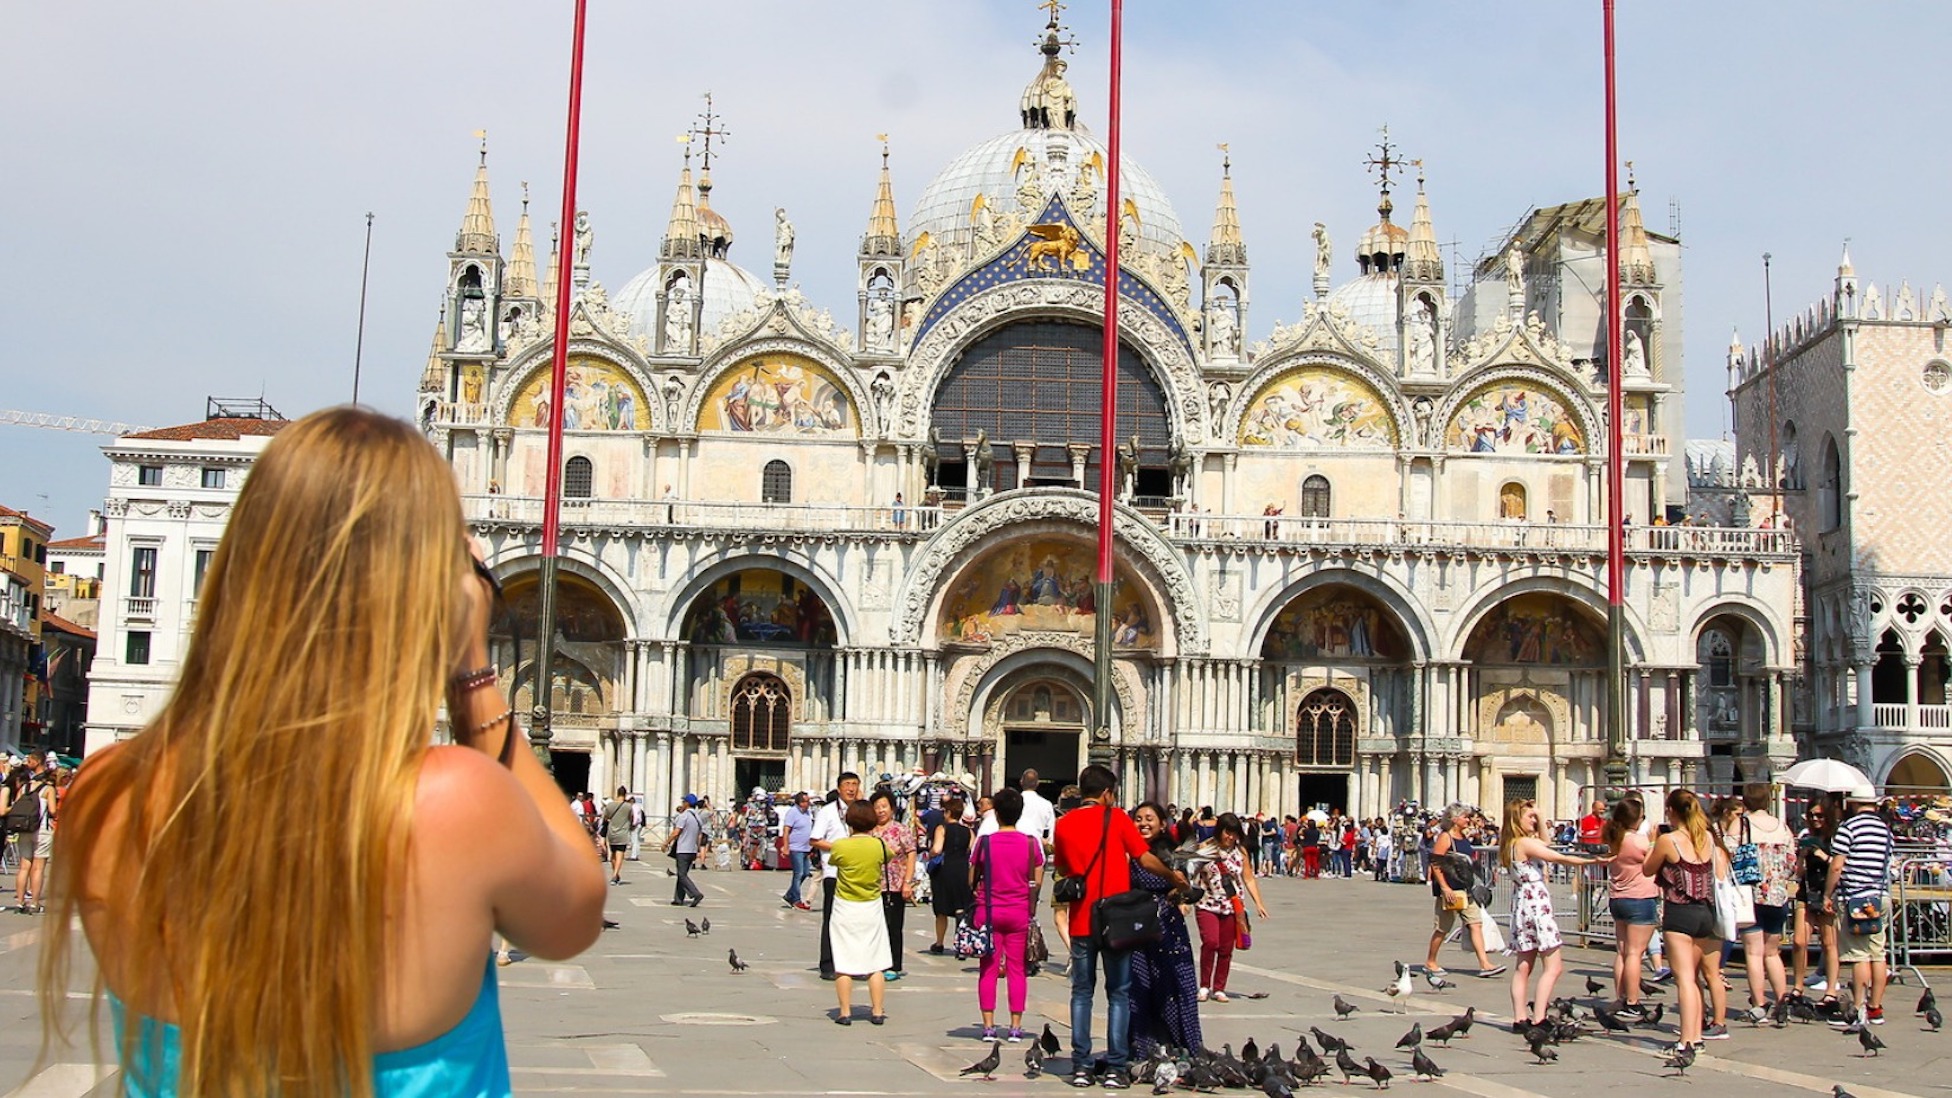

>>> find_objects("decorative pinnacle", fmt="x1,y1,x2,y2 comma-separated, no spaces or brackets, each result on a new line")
1363,126,1404,198
1035,0,1076,55
1626,159,1636,191
475,128,487,165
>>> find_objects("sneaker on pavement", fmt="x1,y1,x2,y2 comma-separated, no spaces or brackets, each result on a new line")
1701,1023,1729,1040
1211,991,1230,1003
1100,1071,1131,1090
1744,1005,1769,1025
1069,1071,1096,1089
1008,1027,1025,1042
1615,1005,1645,1022
1197,987,1210,1002
1868,1006,1885,1026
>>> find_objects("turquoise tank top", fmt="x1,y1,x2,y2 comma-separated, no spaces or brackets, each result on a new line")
110,956,512,1097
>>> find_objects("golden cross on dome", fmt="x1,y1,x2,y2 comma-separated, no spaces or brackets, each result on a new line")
687,92,731,173
1363,125,1403,197
1038,0,1065,25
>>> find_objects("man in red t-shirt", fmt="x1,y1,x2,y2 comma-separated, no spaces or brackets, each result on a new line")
1052,764,1184,1088
1577,801,1605,847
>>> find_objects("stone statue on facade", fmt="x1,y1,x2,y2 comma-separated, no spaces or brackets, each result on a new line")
865,294,895,352
1505,242,1525,299
1623,329,1649,377
1406,297,1435,373
1207,381,1232,438
665,283,692,351
773,207,795,277
871,371,895,424
1312,222,1333,282
662,374,684,428
456,296,491,353
573,209,594,269
1412,395,1434,447
1206,298,1239,356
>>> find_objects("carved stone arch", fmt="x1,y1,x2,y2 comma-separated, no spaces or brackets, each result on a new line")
1685,597,1788,668
659,548,860,647
1624,290,1662,323
1880,745,1952,790
478,546,643,640
950,636,1143,744
1224,349,1413,448
685,334,879,438
1241,566,1434,663
890,488,1206,654
1887,586,1937,641
1446,576,1647,664
896,280,1204,446
1432,363,1601,457
492,338,664,433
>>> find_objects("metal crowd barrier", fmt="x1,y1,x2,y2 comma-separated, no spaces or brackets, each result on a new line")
1893,855,1951,979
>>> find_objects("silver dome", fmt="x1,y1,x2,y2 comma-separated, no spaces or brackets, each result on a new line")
615,258,769,348
1324,271,1400,355
908,128,1185,259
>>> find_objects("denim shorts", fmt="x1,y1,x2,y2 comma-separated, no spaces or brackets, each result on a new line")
1750,902,1789,936
1609,896,1659,927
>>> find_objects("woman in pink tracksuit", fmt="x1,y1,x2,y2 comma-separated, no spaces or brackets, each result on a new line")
971,786,1046,1042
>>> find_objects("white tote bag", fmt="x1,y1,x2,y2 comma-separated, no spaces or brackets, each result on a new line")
1711,868,1752,939
1476,905,1508,953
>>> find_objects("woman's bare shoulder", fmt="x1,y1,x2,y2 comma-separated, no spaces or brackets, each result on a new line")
414,746,526,825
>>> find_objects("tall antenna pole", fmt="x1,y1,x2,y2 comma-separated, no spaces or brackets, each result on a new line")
1601,0,1630,803
531,0,590,770
352,212,374,404
1091,0,1124,772
1764,252,1779,520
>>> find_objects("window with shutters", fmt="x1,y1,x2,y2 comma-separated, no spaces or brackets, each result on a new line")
761,460,792,503
564,456,593,499
1300,475,1331,518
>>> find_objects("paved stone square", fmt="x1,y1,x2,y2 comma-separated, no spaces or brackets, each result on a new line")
0,863,1938,1096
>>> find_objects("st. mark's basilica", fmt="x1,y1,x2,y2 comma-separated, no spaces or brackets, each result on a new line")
415,11,1802,820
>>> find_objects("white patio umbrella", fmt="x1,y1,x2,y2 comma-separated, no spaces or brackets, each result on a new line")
1305,808,1330,823
1779,758,1874,793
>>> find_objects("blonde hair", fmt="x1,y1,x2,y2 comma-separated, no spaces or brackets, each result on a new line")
1665,789,1714,863
1498,799,1535,868
40,408,469,1097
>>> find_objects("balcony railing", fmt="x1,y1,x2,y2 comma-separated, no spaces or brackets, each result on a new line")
431,402,494,427
123,596,156,621
1167,514,1799,556
1869,702,1952,731
463,493,1798,558
466,496,944,533
1624,434,1670,456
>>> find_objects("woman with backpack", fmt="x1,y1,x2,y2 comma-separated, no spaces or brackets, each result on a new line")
1729,784,1796,1021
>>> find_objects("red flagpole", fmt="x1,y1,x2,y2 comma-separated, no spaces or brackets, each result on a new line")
530,0,589,765
1090,0,1123,766
1602,0,1629,797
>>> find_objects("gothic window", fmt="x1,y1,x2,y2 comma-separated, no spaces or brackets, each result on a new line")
563,456,593,499
1005,680,1084,724
1300,475,1331,518
1819,435,1842,530
1703,628,1735,688
761,460,792,503
729,673,791,753
1295,688,1356,768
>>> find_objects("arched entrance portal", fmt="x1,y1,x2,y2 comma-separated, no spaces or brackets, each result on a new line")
1888,752,1951,793
1461,591,1607,819
495,570,629,794
999,677,1087,794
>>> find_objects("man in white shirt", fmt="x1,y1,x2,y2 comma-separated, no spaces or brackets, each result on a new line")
810,770,861,981
980,768,1056,849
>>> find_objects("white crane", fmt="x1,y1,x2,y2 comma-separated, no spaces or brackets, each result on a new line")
0,409,152,436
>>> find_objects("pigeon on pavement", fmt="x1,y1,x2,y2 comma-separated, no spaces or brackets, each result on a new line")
1334,994,1359,1018
1241,1036,1260,1065
1023,1042,1045,1079
1410,1048,1445,1079
1334,1048,1363,1085
684,918,701,937
1525,1029,1558,1064
1363,1057,1392,1090
727,948,748,973
700,916,711,935
1423,1020,1458,1046
1041,1023,1062,1055
1833,1087,1858,1098
1662,1044,1696,1077
1921,988,1938,1017
960,1040,1001,1080
1857,1026,1886,1057
1585,976,1606,996
602,918,620,930
1425,970,1455,991
1395,1023,1422,1050
1593,1005,1631,1033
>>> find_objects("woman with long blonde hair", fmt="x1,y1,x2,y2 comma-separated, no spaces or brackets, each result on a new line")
39,407,607,1097
1497,799,1605,1030
1642,789,1730,1052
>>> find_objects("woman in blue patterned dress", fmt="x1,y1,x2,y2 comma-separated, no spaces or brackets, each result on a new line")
1125,801,1202,1056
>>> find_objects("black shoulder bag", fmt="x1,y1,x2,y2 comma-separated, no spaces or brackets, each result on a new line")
1052,809,1106,905
1089,809,1163,951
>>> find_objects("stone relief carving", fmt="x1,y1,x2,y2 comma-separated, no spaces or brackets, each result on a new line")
887,492,1207,653
702,287,854,357
1210,568,1242,623
942,631,1145,743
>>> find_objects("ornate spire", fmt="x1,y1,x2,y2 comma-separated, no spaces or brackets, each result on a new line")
455,132,498,254
1837,241,1855,278
862,136,901,258
1020,1,1079,130
686,96,735,258
1356,127,1408,274
661,144,702,261
540,222,560,314
1205,144,1246,267
419,305,447,391
506,182,538,298
1403,162,1443,283
1618,166,1656,284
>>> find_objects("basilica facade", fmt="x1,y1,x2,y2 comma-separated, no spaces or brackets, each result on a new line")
417,17,1800,820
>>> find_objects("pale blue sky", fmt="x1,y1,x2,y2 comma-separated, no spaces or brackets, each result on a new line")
4,1,1944,536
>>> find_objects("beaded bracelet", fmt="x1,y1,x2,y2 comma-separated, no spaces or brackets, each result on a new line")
471,706,514,736
451,665,498,693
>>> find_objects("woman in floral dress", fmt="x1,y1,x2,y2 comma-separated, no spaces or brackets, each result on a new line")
1125,802,1201,1057
869,790,917,980
1498,799,1607,1030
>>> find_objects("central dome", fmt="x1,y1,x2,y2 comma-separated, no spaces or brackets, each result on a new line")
908,128,1185,261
